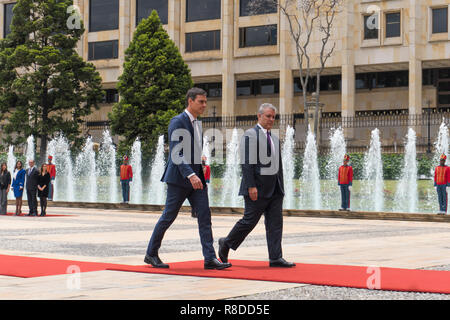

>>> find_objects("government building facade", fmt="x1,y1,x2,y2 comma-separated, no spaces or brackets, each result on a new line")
1,0,449,150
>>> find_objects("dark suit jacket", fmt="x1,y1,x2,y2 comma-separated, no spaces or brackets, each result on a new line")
161,111,206,189
238,125,284,199
25,167,40,191
37,173,51,198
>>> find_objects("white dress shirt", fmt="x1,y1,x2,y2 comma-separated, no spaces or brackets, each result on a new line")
184,109,202,179
257,123,275,150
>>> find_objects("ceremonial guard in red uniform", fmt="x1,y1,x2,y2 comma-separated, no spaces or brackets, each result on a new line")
434,154,450,215
47,155,56,201
338,154,353,211
120,155,133,203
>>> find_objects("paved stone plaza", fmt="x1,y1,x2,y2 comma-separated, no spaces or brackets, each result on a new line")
1,205,450,300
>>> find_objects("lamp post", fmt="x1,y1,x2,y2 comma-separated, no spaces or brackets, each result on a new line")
427,99,431,154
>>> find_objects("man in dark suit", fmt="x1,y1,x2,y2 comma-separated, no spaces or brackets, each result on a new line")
25,160,39,216
144,87,231,270
218,103,296,268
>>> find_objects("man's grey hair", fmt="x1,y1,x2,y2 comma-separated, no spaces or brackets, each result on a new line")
258,103,277,114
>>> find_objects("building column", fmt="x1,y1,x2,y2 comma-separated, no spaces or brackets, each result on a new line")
408,0,423,116
119,0,131,75
221,0,235,119
168,0,181,47
341,0,355,140
279,0,294,135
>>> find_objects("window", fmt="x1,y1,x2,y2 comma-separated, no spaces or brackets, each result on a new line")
438,94,450,105
103,89,119,103
185,30,220,52
432,7,448,34
196,83,222,97
240,0,277,16
136,0,168,25
423,69,437,86
355,71,408,90
88,40,119,60
294,75,341,93
89,0,119,32
385,12,401,38
237,80,252,96
186,0,221,22
363,15,379,40
236,79,279,96
4,3,16,37
239,24,277,48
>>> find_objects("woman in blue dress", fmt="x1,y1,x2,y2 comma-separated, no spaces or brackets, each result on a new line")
12,161,26,216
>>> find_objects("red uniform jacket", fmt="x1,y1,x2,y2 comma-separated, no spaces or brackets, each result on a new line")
120,164,133,181
47,164,56,179
203,165,211,183
434,165,450,186
338,165,353,186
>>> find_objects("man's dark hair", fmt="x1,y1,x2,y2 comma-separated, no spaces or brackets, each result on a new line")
185,87,207,107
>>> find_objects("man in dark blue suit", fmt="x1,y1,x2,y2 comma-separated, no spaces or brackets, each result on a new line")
218,104,296,268
144,88,231,270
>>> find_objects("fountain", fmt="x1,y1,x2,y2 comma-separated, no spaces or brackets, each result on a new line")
46,133,75,202
394,128,418,213
148,135,166,205
428,121,449,213
129,138,143,204
74,136,97,202
299,126,321,210
7,121,444,215
25,135,35,167
98,130,118,203
202,135,212,200
282,125,296,209
432,120,449,168
323,127,347,210
7,146,16,200
361,128,384,212
221,128,241,207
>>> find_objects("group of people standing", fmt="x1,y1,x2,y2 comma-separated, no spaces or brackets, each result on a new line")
0,155,56,216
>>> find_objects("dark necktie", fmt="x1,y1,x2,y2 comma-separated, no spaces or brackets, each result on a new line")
267,131,272,156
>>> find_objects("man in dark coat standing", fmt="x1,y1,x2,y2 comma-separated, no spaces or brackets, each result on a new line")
144,87,231,270
218,103,296,268
25,160,39,216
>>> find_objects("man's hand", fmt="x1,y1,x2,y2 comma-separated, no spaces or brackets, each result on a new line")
248,187,258,201
189,175,203,190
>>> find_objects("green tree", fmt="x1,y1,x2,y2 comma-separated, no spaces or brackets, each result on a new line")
109,10,193,155
0,0,104,162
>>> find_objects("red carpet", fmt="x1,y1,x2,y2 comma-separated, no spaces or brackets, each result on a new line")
3,212,73,217
0,254,113,278
2,254,450,294
107,259,450,294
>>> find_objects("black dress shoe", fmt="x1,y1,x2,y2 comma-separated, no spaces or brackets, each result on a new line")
269,258,296,268
144,254,169,268
204,258,232,270
218,238,229,263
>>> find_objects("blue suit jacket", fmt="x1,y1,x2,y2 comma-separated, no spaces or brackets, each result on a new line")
161,112,206,189
12,169,26,190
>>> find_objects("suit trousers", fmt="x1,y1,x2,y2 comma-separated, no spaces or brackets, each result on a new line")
146,183,216,261
0,188,7,214
437,185,447,213
340,185,351,210
223,193,284,260
27,188,38,215
121,179,130,202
